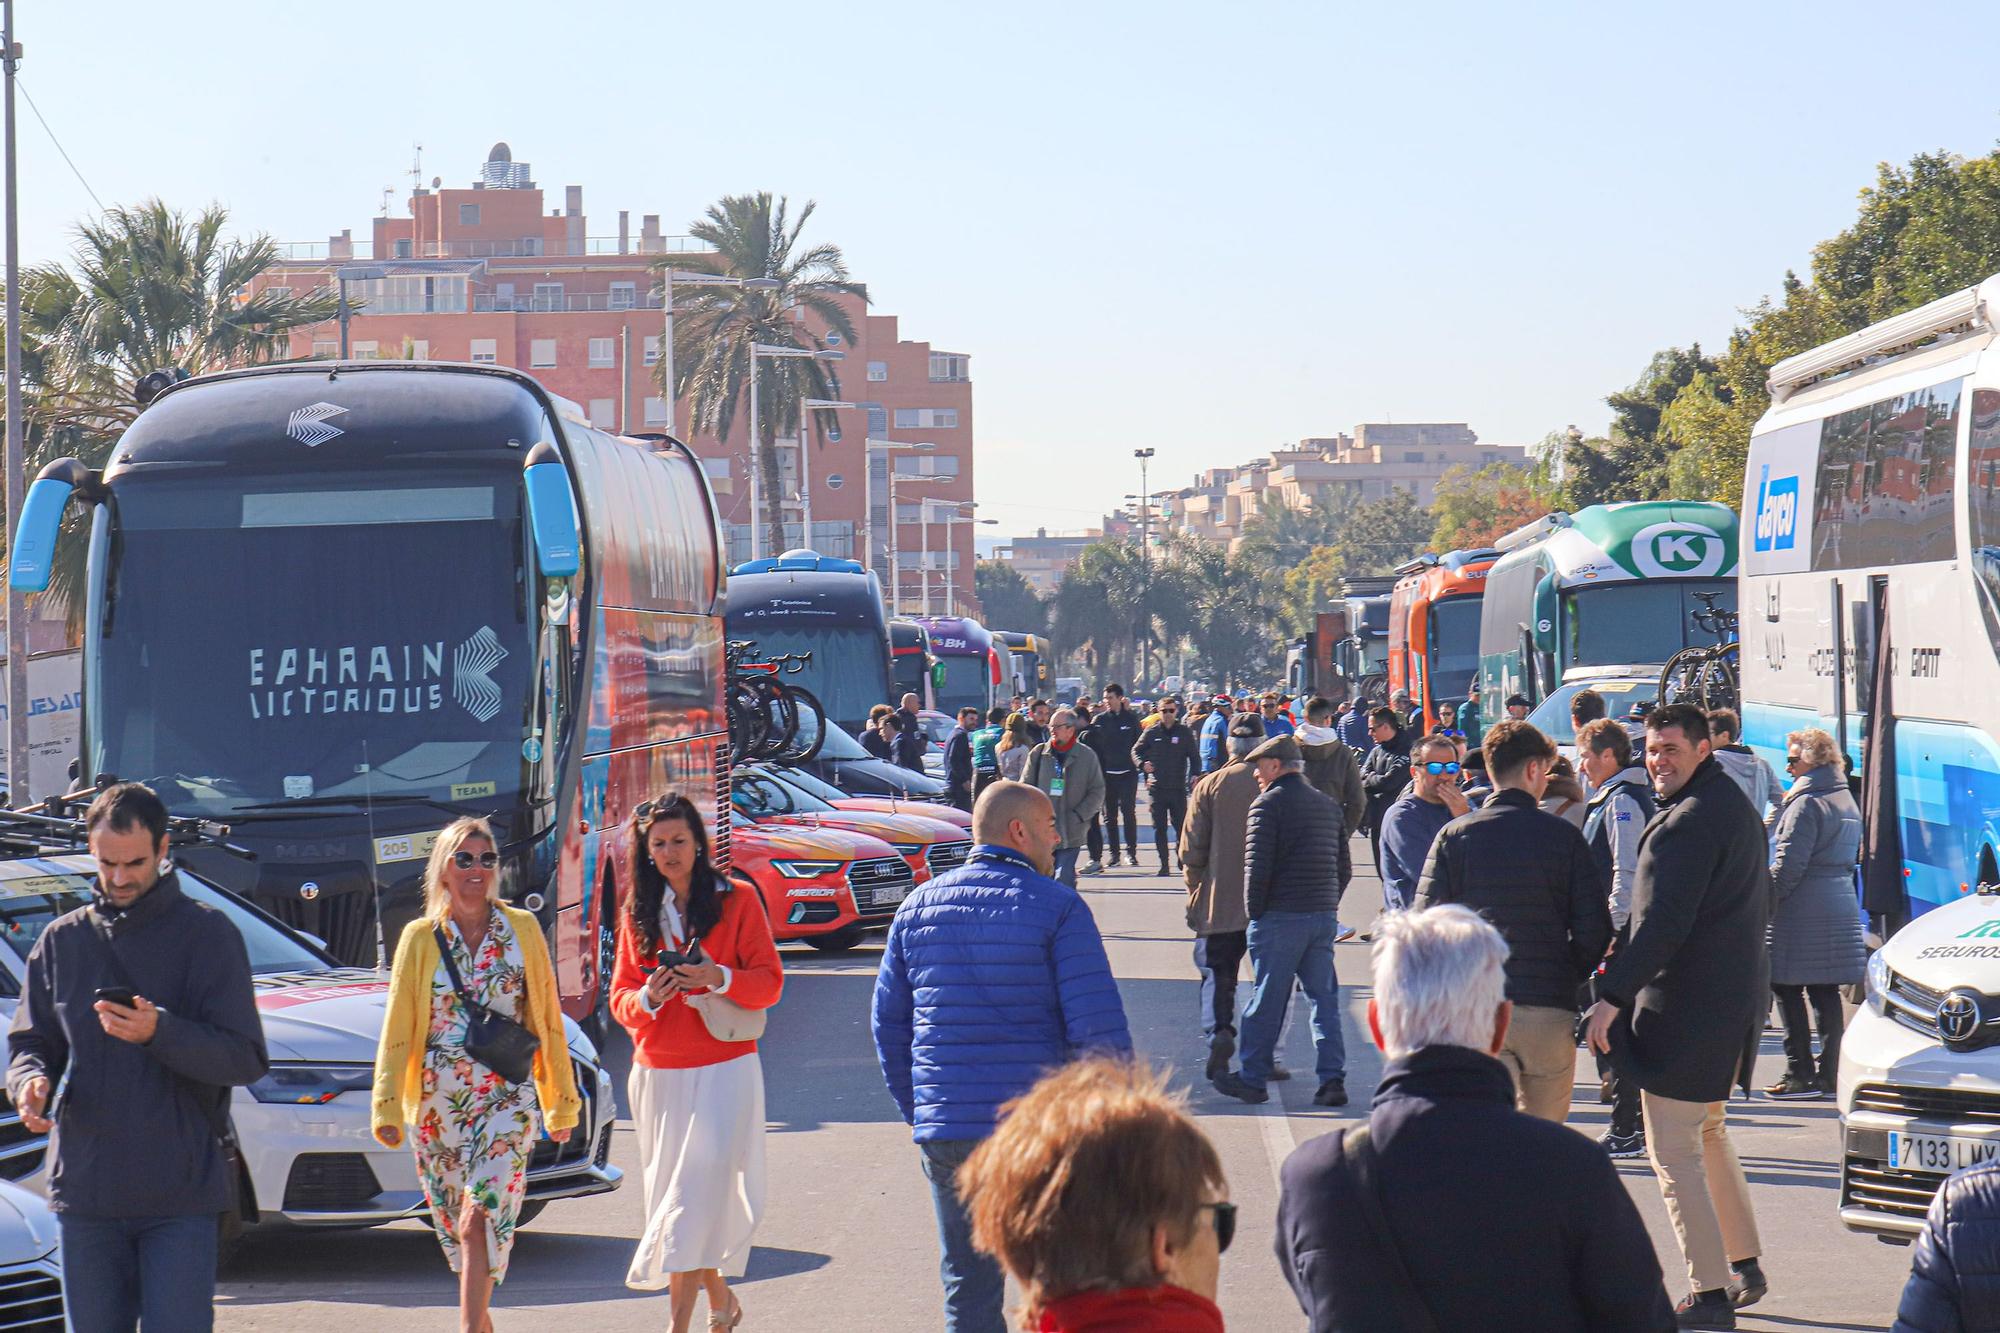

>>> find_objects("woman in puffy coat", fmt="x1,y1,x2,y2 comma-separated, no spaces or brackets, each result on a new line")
1763,727,1864,1100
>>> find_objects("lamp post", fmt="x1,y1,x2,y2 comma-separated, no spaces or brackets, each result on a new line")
2,0,21,801
801,398,864,554
864,439,933,577
655,270,778,439
935,506,998,616
747,344,842,559
888,473,949,616
1132,447,1156,687
334,263,389,358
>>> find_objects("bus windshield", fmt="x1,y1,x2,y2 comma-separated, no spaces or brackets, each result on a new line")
91,473,533,818
738,625,888,732
933,656,989,716
1564,581,1736,669
1429,597,1483,688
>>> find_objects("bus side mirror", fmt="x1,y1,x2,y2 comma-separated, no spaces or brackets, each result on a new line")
523,442,580,579
1531,573,1558,654
9,458,101,593
931,661,947,690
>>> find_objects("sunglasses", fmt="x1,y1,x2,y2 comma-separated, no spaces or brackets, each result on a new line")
634,793,683,820
1202,1201,1238,1253
450,850,500,870
1422,761,1462,775
1786,755,1804,767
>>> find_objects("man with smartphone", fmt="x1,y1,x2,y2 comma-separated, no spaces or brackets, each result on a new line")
6,783,269,1331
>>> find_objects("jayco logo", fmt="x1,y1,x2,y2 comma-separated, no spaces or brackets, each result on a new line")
1630,522,1727,579
1754,466,1799,553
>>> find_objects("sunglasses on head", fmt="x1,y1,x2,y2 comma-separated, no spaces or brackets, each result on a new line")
1202,1201,1238,1253
1423,761,1462,775
633,793,683,820
450,850,500,870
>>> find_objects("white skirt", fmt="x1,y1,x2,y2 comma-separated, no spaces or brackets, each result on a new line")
625,1053,767,1288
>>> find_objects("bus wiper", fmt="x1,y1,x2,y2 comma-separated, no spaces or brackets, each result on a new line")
231,793,486,818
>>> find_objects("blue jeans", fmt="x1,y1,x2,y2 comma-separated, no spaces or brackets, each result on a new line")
919,1139,1007,1333
61,1212,219,1333
1053,847,1081,888
1239,911,1346,1089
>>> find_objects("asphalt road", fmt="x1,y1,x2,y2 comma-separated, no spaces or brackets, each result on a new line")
218,840,1917,1332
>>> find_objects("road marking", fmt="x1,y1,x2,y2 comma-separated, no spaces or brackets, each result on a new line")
1255,1093,1296,1192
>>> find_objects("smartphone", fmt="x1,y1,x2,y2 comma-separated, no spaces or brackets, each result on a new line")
651,949,687,975
94,987,138,1008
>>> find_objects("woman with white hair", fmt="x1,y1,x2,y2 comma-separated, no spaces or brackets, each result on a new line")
1764,727,1865,1101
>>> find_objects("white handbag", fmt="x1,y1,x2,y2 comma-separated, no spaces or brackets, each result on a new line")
688,990,767,1043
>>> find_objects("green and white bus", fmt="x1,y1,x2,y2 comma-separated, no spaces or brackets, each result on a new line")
1476,501,1740,721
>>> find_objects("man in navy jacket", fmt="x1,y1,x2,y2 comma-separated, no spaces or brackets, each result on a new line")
872,780,1133,1333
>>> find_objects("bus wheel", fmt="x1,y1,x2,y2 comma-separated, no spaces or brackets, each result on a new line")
805,924,866,953
586,900,616,1048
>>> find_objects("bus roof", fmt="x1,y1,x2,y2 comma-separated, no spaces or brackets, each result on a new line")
914,615,992,657
724,564,888,631
1393,547,1499,602
889,620,932,655
1487,501,1739,587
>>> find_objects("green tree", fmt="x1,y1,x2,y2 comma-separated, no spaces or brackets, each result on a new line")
973,559,1048,636
1430,462,1558,550
664,193,867,553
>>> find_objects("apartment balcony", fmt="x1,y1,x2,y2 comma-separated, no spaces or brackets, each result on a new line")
272,236,714,262
472,292,667,313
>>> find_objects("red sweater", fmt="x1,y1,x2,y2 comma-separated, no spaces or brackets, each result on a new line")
1038,1286,1224,1332
609,881,784,1069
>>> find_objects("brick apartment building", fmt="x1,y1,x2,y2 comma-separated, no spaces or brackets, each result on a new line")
250,143,978,617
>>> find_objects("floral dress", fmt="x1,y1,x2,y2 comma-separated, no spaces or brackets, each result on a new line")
414,908,541,1281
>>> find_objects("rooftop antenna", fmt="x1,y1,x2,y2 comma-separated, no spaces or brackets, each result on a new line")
407,142,423,204
377,184,393,217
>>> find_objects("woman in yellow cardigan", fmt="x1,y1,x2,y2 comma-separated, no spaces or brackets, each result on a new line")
372,817,580,1333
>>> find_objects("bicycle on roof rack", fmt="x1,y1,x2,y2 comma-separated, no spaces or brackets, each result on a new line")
1657,589,1741,715
0,796,257,863
724,640,827,765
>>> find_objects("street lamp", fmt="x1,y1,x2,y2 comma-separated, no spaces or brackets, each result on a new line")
748,344,843,558
1133,447,1156,686
888,473,950,616
334,263,390,357
801,398,866,549
933,505,998,616
864,439,933,577
655,270,779,439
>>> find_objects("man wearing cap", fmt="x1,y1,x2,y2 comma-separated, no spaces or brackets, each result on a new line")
1179,713,1267,1079
1214,732,1352,1109
1506,694,1532,721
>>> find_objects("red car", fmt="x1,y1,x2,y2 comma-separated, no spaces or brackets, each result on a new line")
727,813,915,952
734,766,972,884
765,764,973,831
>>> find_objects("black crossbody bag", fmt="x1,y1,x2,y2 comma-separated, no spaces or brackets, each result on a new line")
432,926,540,1085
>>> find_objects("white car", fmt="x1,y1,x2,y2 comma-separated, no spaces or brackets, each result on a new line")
1839,887,2000,1242
0,855,620,1234
0,1179,60,1329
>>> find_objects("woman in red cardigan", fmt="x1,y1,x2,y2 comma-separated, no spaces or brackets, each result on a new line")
610,791,783,1333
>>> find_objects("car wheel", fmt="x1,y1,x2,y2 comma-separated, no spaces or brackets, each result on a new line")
805,924,866,953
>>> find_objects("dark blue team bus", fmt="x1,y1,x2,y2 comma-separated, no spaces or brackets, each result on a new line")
889,619,938,711
9,361,728,1030
723,550,894,734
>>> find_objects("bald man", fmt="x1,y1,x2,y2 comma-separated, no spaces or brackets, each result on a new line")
873,779,1133,1333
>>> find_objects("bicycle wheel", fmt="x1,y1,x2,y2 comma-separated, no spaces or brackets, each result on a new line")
747,677,798,761
728,680,770,759
1697,651,1739,715
777,684,828,762
1657,647,1710,709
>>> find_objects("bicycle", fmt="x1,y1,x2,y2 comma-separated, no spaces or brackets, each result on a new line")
1657,591,1741,714
723,642,827,763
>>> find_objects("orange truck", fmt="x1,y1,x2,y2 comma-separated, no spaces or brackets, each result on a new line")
1387,547,1500,736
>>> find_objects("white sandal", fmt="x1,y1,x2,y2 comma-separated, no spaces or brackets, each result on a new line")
708,1294,743,1330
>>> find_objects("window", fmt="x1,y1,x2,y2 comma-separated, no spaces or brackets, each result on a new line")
588,399,614,428
900,454,961,477
867,405,887,436
643,396,668,426
342,273,467,315
350,340,378,359
470,338,497,364
609,282,636,310
310,340,338,359
700,457,732,481
1403,451,1425,463
393,238,413,258
264,285,293,301
867,361,888,382
459,203,480,226
532,282,563,312
588,338,615,367
928,352,970,382
531,339,557,368
893,407,959,429
1812,378,1961,571
643,335,660,367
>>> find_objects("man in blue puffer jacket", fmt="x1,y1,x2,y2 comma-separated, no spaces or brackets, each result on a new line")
1895,1162,2000,1331
872,779,1133,1333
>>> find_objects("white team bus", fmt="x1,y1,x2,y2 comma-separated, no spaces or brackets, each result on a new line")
1744,279,2000,1241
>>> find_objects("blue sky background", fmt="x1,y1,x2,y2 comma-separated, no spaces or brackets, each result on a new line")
16,1,2000,535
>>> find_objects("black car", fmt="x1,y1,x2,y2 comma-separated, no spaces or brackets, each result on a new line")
789,705,950,800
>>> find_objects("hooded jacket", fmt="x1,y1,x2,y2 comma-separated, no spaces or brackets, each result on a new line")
1582,765,1654,931
1768,762,1865,985
1295,724,1367,835
1713,743,1784,825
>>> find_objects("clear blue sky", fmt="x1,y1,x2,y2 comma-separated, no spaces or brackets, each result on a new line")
17,1,2000,537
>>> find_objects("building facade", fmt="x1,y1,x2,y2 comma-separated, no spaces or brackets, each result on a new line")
250,143,979,618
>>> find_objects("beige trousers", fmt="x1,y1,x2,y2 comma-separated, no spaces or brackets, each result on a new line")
1498,1004,1579,1122
1641,1092,1762,1293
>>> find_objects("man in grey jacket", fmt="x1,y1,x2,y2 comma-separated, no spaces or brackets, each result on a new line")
1179,713,1265,1079
1024,707,1106,887
7,783,269,1331
1578,716,1656,1157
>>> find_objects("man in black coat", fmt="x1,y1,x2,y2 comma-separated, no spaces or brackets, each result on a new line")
1084,684,1144,867
1414,720,1610,1123
1276,904,1674,1332
1894,1160,2000,1331
1133,696,1201,874
942,704,981,812
1359,706,1412,870
1213,735,1352,1109
1584,703,1772,1329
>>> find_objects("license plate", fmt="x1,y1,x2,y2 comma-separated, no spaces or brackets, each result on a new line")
877,881,907,907
1889,1129,2000,1172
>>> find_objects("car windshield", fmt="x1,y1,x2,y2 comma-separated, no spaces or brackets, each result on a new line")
768,765,859,804
0,866,330,976
917,714,955,745
1564,581,1736,670
730,625,887,734
732,770,834,817
797,705,870,761
1527,679,1659,745
92,472,533,819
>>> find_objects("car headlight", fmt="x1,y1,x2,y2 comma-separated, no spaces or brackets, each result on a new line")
887,843,924,856
249,1063,375,1105
1865,950,1889,1013
771,859,844,878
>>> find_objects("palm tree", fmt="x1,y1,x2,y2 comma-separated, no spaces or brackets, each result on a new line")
663,194,867,554
7,200,337,621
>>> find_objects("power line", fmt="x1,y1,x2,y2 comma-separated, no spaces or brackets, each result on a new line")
16,80,103,214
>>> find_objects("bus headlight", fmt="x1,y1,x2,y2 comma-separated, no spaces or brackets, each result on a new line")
771,859,843,879
1865,950,1889,1014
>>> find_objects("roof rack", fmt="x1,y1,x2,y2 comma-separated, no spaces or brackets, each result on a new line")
1767,285,1989,402
0,804,253,862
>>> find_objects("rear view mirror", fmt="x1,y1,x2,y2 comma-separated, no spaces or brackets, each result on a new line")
931,661,947,690
1531,573,1559,654
523,441,580,579
9,458,100,593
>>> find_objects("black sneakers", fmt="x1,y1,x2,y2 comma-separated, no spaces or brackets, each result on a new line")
1764,1073,1826,1101
1729,1258,1768,1309
1313,1079,1348,1107
1675,1288,1735,1329
1601,1130,1647,1159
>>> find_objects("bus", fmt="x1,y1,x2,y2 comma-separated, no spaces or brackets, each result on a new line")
913,615,1000,716
724,549,894,735
993,631,1054,697
9,361,728,1033
1387,547,1499,733
1739,278,2000,916
889,619,938,710
1476,502,1739,723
